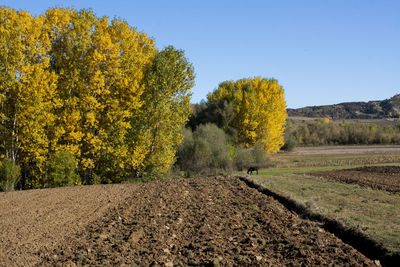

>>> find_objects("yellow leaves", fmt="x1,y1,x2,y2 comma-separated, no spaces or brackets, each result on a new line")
209,77,287,153
43,7,157,177
126,134,151,168
66,131,85,142
68,110,81,125
0,6,195,184
0,7,59,177
84,112,96,127
81,158,94,169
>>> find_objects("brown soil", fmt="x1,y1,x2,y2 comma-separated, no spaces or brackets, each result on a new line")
0,184,137,266
311,166,400,194
0,177,375,266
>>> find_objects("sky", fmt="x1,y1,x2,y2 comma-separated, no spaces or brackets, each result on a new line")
2,0,399,108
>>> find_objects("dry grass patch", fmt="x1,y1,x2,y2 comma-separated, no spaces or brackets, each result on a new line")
248,173,400,256
272,153,400,168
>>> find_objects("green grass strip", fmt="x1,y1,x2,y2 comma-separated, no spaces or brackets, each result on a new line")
248,173,400,255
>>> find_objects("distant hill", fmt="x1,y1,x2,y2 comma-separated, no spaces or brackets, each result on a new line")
287,94,400,119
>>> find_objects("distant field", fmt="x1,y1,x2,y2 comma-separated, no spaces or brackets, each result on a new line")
287,145,400,155
244,145,400,264
273,145,400,169
289,116,400,126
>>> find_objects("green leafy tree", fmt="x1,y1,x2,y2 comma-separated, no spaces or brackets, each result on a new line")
188,100,236,132
135,46,195,175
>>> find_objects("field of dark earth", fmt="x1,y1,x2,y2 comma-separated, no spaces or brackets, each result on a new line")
0,176,375,266
311,166,400,194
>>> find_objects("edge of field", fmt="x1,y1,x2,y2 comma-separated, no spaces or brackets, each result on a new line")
240,175,400,267
239,149,400,267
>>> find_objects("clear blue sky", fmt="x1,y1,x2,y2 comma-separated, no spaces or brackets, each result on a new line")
2,0,399,108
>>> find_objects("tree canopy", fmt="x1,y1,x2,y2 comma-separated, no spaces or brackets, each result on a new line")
0,7,195,189
206,77,287,153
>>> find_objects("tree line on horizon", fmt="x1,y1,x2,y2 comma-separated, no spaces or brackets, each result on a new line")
282,118,400,150
0,7,288,191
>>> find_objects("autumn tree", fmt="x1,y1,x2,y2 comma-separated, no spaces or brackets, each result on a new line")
0,6,196,188
44,8,155,183
0,7,58,188
207,77,287,153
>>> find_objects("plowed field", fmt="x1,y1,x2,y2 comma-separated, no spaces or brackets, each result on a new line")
0,177,374,266
311,166,400,194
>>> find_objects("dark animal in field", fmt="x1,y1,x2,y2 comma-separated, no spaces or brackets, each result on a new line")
247,167,259,175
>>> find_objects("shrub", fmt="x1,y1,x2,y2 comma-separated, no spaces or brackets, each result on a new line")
192,138,213,173
251,144,272,167
234,145,272,170
47,151,80,188
234,147,253,171
176,128,195,173
281,133,297,151
176,124,233,174
177,124,274,174
0,158,21,192
193,123,232,169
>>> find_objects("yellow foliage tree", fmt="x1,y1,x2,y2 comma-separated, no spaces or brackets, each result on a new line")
208,77,287,153
96,17,155,181
44,8,155,183
0,8,58,188
0,7,194,187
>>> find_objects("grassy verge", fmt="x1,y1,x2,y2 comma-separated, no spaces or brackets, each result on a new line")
247,174,400,256
257,165,362,176
272,153,400,168
241,151,400,263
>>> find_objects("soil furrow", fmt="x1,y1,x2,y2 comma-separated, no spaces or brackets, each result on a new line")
37,176,374,266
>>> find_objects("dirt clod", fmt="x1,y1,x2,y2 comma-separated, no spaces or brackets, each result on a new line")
0,176,375,266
